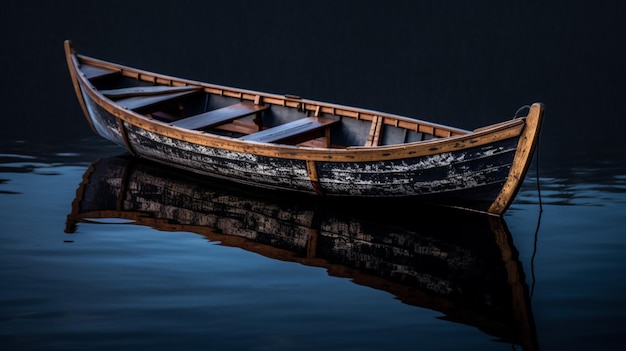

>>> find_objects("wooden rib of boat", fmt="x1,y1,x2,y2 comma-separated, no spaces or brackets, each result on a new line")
64,39,544,216
65,155,538,351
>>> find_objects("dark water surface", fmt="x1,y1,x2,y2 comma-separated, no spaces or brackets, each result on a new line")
2,1,626,350
1,136,625,351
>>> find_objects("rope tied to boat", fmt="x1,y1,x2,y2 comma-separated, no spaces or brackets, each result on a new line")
512,103,543,299
513,105,543,299
512,104,531,119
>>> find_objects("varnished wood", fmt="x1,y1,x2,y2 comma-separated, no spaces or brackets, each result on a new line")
364,115,383,147
488,103,544,214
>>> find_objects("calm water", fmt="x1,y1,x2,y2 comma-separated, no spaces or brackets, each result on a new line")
1,135,625,351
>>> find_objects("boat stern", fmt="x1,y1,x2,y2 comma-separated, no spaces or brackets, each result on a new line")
488,103,545,215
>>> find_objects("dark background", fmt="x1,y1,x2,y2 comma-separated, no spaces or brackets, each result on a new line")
1,0,625,168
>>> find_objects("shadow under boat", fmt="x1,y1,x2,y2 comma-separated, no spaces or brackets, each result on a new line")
66,155,539,351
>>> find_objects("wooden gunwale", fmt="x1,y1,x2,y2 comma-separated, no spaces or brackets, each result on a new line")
67,49,527,163
75,52,472,136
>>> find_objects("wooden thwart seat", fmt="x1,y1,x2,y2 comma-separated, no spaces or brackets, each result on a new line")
81,64,118,80
101,85,199,99
241,116,339,144
115,89,201,111
171,102,268,130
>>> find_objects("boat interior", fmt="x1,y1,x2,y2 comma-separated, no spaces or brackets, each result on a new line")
80,60,469,148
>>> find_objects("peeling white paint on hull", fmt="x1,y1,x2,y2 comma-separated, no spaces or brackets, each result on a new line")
121,123,519,201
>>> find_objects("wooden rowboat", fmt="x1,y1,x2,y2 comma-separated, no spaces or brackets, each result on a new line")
64,40,544,216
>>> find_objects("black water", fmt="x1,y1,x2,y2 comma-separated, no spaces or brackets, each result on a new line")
1,1,625,350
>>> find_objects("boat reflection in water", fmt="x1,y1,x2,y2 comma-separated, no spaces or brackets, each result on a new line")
66,155,538,351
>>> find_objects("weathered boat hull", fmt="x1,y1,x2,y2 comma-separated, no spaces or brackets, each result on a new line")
65,40,544,215
66,155,538,351
86,91,519,205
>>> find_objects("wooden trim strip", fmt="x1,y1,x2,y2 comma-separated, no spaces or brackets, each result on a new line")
118,119,136,156
306,160,324,195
